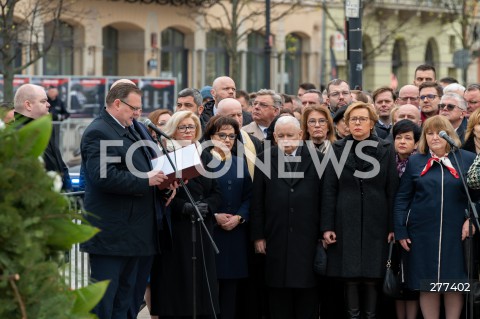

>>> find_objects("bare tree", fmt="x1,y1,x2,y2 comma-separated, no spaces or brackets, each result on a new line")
190,0,305,85
0,0,82,102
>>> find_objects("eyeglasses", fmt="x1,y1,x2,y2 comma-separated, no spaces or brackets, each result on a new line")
349,116,370,124
253,101,275,109
215,133,237,140
438,103,458,111
157,121,168,127
398,96,419,102
329,91,350,98
419,94,438,101
177,125,196,132
120,100,142,112
307,119,328,127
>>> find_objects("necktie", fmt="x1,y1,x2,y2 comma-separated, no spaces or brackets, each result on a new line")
420,153,459,178
263,128,268,138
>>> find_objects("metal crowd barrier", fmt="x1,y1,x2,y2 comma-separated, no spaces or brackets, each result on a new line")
61,191,90,289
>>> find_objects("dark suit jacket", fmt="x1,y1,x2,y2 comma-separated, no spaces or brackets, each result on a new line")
250,145,323,288
14,112,71,190
80,108,159,256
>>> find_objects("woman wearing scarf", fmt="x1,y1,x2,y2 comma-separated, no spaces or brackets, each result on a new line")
394,115,478,319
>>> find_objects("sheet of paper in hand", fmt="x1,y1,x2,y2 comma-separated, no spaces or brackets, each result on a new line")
151,143,205,189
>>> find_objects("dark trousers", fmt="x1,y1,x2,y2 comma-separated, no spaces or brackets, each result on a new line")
218,279,238,319
268,287,319,319
89,254,140,319
127,255,154,319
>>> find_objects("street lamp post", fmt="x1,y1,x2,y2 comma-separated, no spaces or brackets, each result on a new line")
346,0,362,89
265,0,271,89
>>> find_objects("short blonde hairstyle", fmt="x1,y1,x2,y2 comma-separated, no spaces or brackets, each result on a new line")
163,110,202,142
418,115,461,154
344,102,379,125
301,104,336,143
465,107,480,143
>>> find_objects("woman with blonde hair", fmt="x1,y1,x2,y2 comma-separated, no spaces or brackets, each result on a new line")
462,107,480,153
395,115,479,319
301,104,336,154
322,102,399,318
150,110,222,318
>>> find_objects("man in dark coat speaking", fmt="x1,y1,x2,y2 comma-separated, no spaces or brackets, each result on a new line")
250,115,323,319
80,83,168,319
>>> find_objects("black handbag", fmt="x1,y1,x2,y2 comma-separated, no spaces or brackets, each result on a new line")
383,241,402,298
314,241,327,275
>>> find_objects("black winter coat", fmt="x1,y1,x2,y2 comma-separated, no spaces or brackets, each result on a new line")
321,135,399,279
80,108,159,256
250,145,323,288
150,150,222,316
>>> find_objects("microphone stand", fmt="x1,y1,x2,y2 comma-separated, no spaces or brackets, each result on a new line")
449,146,480,319
154,135,219,319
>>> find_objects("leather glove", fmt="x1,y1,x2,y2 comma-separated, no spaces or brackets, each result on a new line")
195,201,210,218
181,202,195,217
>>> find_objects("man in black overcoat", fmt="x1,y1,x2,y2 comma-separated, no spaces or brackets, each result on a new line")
80,83,170,319
250,115,323,319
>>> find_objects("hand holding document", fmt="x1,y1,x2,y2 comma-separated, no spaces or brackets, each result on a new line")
151,144,205,189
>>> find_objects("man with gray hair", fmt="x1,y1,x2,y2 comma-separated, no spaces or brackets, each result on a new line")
14,83,71,190
438,92,468,143
243,89,282,141
396,84,420,107
176,88,204,116
250,115,323,319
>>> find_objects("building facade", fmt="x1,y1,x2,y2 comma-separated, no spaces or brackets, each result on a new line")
8,0,480,95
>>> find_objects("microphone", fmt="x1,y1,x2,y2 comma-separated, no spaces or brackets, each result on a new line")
439,130,458,148
143,119,171,140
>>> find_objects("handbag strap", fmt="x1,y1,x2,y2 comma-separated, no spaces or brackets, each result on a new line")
386,241,394,268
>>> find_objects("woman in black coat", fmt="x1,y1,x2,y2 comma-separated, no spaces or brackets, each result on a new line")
203,115,253,319
150,111,222,319
321,102,399,319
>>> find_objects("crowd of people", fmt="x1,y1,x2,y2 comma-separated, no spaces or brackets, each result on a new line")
5,64,480,319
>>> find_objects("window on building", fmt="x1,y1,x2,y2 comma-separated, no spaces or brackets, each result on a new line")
0,27,22,73
161,27,188,89
206,30,229,85
284,33,302,94
425,38,438,70
103,26,118,75
247,32,265,92
43,21,74,75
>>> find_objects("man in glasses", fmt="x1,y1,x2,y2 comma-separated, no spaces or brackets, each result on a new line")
438,93,467,143
413,64,436,87
396,84,420,107
243,89,282,141
326,79,352,113
419,81,443,123
81,83,173,319
464,84,480,117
